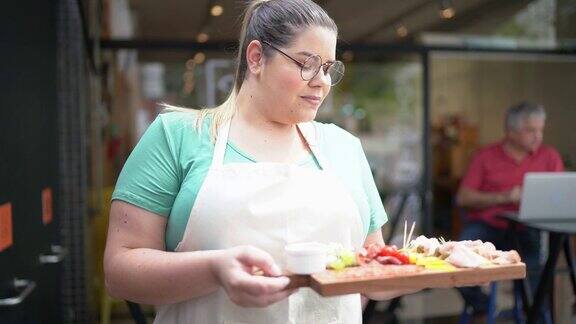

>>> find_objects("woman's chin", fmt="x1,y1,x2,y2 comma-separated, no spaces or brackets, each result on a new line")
295,110,318,123
278,106,319,124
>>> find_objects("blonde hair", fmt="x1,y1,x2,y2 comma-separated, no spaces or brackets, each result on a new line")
165,0,337,140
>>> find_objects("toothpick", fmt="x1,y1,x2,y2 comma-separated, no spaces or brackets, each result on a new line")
407,222,416,247
403,220,407,248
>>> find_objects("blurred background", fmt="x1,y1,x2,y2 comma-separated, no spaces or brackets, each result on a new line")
1,0,575,323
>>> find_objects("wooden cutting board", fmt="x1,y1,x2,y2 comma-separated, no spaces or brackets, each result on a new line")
287,263,526,297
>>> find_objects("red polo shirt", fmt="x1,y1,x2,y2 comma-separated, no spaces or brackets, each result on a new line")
460,141,564,229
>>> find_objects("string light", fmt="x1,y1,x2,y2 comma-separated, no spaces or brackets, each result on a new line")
196,32,209,43
210,5,224,17
396,25,408,38
182,71,195,83
183,82,195,95
193,52,206,64
185,59,195,70
438,0,455,19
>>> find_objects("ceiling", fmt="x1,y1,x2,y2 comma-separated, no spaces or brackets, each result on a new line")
116,0,534,63
126,0,530,44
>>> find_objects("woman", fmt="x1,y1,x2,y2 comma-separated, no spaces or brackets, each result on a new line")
104,0,418,323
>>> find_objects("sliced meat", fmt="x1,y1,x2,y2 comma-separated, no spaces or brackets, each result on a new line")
491,250,521,265
375,256,403,265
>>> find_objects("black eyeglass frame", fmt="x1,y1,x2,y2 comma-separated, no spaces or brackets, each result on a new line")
261,40,344,85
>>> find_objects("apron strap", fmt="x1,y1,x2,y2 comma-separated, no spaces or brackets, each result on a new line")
297,122,329,170
211,119,231,168
211,119,329,170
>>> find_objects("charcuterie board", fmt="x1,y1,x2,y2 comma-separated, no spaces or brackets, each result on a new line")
287,262,526,297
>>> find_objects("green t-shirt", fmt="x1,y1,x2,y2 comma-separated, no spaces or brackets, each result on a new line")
112,111,387,251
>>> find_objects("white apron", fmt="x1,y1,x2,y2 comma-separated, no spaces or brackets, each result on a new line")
154,120,365,324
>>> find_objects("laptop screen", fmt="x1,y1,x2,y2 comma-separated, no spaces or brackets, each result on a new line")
519,172,576,221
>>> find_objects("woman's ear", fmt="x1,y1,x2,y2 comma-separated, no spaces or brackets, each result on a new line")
246,40,264,75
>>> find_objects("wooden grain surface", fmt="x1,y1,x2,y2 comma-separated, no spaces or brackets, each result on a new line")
287,263,526,297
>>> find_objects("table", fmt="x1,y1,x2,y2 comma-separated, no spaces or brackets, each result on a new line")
498,213,576,324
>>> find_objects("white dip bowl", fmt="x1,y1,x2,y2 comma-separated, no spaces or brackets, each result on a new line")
285,242,327,274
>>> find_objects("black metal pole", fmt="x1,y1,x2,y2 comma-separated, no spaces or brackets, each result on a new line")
527,233,564,324
421,50,432,236
99,39,576,56
563,237,576,296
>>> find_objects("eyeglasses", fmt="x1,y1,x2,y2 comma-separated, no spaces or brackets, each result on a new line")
261,40,345,86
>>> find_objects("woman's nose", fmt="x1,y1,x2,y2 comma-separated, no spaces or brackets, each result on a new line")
310,69,331,87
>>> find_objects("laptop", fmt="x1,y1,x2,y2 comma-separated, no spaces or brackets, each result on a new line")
519,172,576,222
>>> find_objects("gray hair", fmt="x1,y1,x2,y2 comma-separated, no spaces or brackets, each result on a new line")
505,102,546,131
235,0,338,87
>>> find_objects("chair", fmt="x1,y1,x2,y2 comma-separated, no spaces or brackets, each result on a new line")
457,208,552,324
459,281,524,324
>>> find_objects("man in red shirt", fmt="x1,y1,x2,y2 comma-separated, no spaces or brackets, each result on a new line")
456,102,564,316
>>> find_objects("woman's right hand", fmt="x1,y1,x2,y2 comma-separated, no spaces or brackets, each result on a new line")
211,245,296,307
